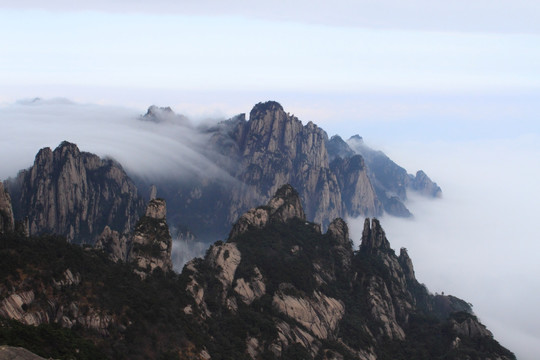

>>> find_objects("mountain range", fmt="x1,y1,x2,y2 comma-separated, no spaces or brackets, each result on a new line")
0,100,512,359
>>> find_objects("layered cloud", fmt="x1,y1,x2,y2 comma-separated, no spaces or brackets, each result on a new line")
348,135,540,360
0,98,228,181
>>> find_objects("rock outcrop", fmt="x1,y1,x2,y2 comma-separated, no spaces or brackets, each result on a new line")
345,135,441,216
156,101,383,242
410,170,443,197
181,185,512,360
6,141,145,244
0,185,514,360
128,198,173,275
95,198,174,277
0,182,14,234
0,346,46,360
228,184,307,239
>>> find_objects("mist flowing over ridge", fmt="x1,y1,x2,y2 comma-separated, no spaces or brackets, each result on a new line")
1,99,440,245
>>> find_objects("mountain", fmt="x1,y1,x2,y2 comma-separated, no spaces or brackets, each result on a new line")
148,101,392,241
0,182,14,235
5,141,145,244
0,184,513,359
342,135,442,216
96,197,173,277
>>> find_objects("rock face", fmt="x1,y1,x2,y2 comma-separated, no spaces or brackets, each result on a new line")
0,182,15,234
410,170,443,197
0,346,46,360
95,198,174,276
164,101,382,241
183,185,513,360
345,135,442,216
148,101,441,243
0,184,514,360
127,198,173,275
6,141,145,244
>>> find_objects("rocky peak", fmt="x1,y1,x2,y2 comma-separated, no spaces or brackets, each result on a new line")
128,199,173,276
360,218,392,254
410,170,442,198
326,135,356,162
0,182,15,234
145,198,166,220
326,218,349,246
398,247,416,281
7,141,144,244
141,105,189,126
228,184,307,239
267,184,306,222
243,101,305,157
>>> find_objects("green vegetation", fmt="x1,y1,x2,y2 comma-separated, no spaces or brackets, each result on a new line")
0,232,201,360
0,317,105,359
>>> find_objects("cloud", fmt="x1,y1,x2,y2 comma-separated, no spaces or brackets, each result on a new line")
347,135,540,360
0,98,231,182
171,238,208,272
4,0,540,34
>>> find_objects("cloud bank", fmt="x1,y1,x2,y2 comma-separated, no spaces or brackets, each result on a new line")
0,98,230,182
348,135,540,360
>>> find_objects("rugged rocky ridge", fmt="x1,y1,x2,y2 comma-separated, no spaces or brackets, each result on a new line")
127,198,173,275
342,135,442,216
144,101,441,244
0,185,514,359
162,101,382,241
5,141,145,244
182,184,514,360
96,198,173,276
0,182,14,234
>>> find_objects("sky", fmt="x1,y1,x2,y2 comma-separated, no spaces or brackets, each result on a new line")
1,1,539,358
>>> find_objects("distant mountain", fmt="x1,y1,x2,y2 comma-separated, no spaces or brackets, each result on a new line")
342,134,442,216
146,101,439,241
2,101,440,245
0,185,514,359
5,141,145,244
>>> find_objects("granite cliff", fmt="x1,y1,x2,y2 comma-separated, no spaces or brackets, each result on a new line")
96,198,173,276
5,141,145,244
181,184,513,360
342,135,442,216
158,101,383,241
0,182,14,235
0,185,514,359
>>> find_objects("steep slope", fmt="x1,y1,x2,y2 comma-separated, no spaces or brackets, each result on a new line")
6,141,145,244
0,182,14,235
163,101,382,241
0,184,514,359
96,198,173,276
341,135,442,216
183,184,514,360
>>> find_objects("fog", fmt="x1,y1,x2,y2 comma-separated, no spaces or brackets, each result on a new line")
1,97,538,358
0,98,229,182
347,135,540,360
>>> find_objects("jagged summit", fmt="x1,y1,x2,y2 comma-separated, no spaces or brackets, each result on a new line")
327,135,356,161
0,182,14,234
249,100,284,118
6,141,144,244
228,184,307,240
360,217,392,254
0,183,515,359
181,185,514,359
141,105,189,125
